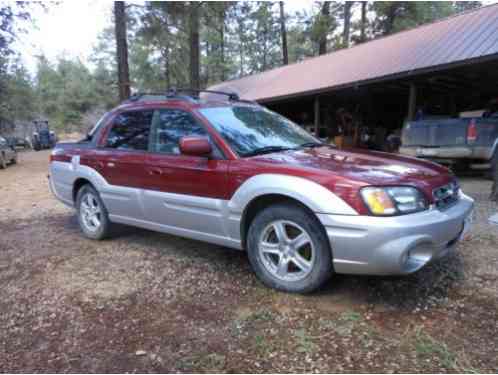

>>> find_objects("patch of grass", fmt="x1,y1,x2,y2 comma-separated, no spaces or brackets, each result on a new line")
179,353,226,371
294,328,318,354
231,308,275,337
318,318,335,330
414,327,458,370
358,324,380,349
249,309,274,322
340,310,362,322
317,311,365,337
254,334,276,354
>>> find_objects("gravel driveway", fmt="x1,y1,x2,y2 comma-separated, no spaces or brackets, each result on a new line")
1,150,497,373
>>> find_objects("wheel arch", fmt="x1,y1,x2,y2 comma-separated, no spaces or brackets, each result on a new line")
241,194,318,249
73,177,94,203
230,174,355,251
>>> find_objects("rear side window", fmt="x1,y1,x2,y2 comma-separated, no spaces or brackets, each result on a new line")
150,109,207,154
105,110,154,151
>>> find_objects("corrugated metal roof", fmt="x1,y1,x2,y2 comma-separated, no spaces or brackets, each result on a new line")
209,4,498,103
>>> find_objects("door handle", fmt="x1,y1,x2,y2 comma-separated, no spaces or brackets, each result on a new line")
149,168,163,176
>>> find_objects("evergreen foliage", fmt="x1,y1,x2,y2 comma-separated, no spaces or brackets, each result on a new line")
0,1,483,133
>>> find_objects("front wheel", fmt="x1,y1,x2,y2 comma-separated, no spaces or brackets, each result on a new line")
76,184,112,240
247,203,333,294
0,154,6,169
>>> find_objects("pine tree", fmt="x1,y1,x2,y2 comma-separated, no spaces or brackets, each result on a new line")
114,1,130,100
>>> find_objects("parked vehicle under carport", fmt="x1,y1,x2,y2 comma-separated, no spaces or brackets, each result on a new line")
400,110,498,175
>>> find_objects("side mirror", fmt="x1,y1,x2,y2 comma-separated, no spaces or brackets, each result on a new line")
179,136,212,157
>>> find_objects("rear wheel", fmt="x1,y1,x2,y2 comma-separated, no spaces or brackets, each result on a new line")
491,151,498,200
247,203,333,294
0,154,6,169
491,150,498,174
76,184,111,240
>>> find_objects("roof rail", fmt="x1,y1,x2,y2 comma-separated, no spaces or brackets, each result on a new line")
124,88,258,105
167,88,240,101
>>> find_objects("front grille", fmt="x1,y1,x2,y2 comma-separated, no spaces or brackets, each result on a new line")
433,181,460,209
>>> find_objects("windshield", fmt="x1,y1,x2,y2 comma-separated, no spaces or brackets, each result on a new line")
199,106,320,157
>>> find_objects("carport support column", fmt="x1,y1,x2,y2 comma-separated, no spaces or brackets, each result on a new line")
408,83,417,121
314,96,320,135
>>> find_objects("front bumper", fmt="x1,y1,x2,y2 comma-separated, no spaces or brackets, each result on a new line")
317,193,474,275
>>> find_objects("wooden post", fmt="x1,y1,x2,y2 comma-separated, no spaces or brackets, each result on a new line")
448,94,457,117
408,83,417,121
314,96,320,136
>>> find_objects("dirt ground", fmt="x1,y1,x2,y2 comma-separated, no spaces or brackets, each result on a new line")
1,150,498,373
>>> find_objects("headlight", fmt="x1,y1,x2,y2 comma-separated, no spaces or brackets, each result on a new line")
360,186,428,216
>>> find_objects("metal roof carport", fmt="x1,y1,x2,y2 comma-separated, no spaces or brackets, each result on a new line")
208,4,498,140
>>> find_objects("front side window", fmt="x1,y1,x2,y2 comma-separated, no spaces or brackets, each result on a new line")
105,110,154,151
150,109,207,154
199,106,319,157
89,112,112,137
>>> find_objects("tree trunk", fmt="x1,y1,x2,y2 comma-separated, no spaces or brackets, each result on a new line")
114,1,130,101
162,48,170,88
318,2,330,55
219,8,226,81
279,1,288,65
360,1,367,42
239,35,244,77
386,5,396,35
189,2,200,89
343,1,353,48
205,40,210,86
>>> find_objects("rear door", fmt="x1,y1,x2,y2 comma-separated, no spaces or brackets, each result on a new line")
142,108,229,236
95,109,154,221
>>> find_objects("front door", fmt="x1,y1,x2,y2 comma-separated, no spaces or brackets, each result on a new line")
142,108,229,236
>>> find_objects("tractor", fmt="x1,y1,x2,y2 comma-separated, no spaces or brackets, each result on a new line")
32,120,57,151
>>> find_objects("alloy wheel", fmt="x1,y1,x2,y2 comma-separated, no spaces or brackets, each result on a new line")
258,220,315,282
80,192,102,232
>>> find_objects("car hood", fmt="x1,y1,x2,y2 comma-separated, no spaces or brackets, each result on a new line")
249,146,453,193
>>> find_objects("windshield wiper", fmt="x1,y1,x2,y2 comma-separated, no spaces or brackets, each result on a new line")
242,146,294,157
297,142,325,149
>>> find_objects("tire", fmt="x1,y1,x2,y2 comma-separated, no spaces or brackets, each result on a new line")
11,153,17,164
492,150,498,174
485,151,498,180
247,202,333,294
76,184,112,240
0,154,6,169
33,143,40,151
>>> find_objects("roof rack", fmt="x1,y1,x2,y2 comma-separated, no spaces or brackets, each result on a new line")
167,88,240,101
125,88,257,105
